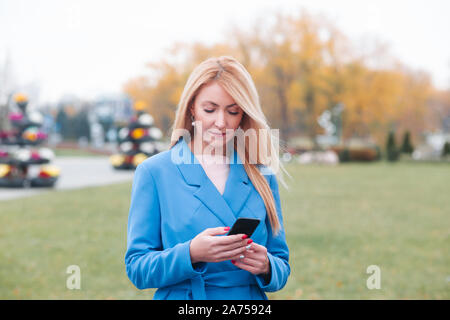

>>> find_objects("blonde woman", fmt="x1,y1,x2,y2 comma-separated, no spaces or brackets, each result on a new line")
125,56,290,300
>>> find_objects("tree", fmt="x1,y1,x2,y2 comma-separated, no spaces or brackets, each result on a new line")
442,141,450,157
123,9,434,148
230,10,346,146
74,109,91,141
400,130,414,154
56,107,69,139
386,131,399,162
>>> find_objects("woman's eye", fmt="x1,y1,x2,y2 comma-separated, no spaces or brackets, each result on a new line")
204,109,239,115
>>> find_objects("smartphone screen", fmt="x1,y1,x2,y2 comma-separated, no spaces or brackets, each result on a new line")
227,218,260,237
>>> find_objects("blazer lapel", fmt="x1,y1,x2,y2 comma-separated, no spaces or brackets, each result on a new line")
222,151,251,218
173,136,251,227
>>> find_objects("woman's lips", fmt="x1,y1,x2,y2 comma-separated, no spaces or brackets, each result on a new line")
209,131,226,137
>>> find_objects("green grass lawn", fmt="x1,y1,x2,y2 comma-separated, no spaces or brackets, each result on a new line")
0,161,448,299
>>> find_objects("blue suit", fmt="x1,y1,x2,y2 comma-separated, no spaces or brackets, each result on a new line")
125,136,290,299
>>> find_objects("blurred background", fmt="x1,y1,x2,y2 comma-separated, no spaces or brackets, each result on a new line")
0,0,449,299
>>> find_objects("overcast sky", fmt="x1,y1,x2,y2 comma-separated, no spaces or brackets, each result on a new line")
1,0,449,104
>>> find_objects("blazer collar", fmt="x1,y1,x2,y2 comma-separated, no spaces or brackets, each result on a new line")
172,136,251,227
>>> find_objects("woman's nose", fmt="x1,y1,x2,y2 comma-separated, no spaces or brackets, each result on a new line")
214,110,226,128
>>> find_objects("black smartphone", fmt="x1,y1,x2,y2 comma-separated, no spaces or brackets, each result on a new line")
227,218,261,237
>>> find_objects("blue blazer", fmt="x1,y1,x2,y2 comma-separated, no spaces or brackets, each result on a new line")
125,136,290,300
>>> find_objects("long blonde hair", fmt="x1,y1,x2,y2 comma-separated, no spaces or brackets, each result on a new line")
169,56,289,236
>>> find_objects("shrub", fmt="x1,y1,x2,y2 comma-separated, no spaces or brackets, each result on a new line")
330,146,380,162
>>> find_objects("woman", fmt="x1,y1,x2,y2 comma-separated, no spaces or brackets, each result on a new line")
125,56,290,300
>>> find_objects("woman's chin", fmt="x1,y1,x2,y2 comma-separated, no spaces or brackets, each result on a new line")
202,135,227,148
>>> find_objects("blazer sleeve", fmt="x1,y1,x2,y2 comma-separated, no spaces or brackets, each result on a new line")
255,173,291,292
124,163,206,290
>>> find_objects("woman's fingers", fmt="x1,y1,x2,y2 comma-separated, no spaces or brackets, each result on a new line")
217,244,247,260
202,226,230,236
230,248,256,261
230,244,270,275
216,238,253,260
220,238,252,251
247,241,264,253
216,238,253,259
193,226,255,263
215,233,248,245
231,257,261,274
201,227,255,262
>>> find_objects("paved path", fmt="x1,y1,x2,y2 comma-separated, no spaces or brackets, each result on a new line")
0,156,135,201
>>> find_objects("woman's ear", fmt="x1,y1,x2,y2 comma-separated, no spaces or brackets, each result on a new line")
188,98,194,115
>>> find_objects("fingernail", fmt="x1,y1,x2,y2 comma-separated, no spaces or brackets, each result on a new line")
224,227,230,231
242,235,248,239
247,239,253,244
231,260,236,264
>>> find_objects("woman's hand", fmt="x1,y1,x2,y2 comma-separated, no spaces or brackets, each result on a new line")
190,227,251,264
231,242,270,276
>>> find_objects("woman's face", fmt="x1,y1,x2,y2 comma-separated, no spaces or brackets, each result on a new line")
189,81,244,152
